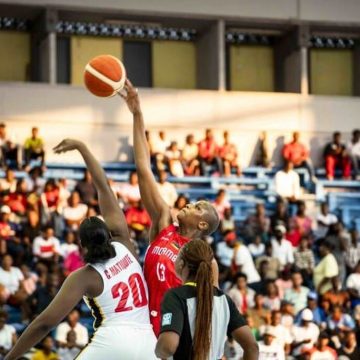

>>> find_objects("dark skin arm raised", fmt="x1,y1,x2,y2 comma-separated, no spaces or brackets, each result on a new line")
53,139,136,257
119,80,172,242
5,266,101,360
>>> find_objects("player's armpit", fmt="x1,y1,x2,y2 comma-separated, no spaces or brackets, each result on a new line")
155,331,180,358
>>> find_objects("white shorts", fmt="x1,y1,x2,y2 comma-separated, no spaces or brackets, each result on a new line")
75,324,157,360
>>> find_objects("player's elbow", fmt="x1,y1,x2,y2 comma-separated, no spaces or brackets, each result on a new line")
243,341,259,359
155,334,178,358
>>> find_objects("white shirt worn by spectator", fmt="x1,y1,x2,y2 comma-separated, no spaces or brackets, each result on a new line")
271,238,294,266
58,346,81,360
0,266,24,294
55,322,89,347
275,169,301,199
157,182,178,207
60,243,80,259
0,324,16,351
216,242,234,268
346,273,360,295
347,140,360,158
316,212,338,238
182,144,198,161
151,136,168,154
0,179,16,193
291,323,320,356
234,245,261,283
33,236,61,259
259,324,292,349
227,286,256,312
118,184,141,204
258,340,285,360
248,243,265,258
63,204,88,222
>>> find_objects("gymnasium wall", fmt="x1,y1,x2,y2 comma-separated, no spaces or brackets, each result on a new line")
1,0,360,23
0,83,359,168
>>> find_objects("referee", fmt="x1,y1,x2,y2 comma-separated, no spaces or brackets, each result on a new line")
155,240,259,360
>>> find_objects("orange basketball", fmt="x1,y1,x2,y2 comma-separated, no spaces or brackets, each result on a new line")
84,55,126,98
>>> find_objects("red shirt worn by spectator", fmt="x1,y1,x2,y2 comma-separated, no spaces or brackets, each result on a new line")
282,142,309,166
143,224,189,336
125,206,151,231
198,138,219,160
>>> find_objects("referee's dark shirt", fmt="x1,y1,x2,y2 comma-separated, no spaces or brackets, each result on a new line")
160,285,246,360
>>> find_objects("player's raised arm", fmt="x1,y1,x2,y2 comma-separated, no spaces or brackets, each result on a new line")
4,267,95,360
53,139,135,255
119,80,171,241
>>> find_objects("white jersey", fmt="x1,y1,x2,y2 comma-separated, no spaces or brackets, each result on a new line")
84,242,151,330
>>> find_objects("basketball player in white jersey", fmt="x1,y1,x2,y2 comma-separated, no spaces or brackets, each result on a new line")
5,139,157,360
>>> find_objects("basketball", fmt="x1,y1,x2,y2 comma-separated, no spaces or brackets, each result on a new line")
84,55,126,98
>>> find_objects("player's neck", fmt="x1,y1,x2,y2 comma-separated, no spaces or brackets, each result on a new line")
178,223,201,239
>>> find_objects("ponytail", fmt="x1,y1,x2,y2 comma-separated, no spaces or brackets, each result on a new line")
193,261,213,360
181,240,214,360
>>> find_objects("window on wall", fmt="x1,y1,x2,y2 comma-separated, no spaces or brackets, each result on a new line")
0,31,30,82
228,45,275,92
310,49,353,96
123,41,152,87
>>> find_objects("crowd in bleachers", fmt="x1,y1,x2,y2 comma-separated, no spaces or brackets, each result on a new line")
0,122,359,359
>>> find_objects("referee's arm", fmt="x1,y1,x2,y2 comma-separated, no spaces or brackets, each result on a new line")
232,326,259,360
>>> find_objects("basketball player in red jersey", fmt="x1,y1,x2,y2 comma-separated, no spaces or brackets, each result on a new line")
120,80,221,337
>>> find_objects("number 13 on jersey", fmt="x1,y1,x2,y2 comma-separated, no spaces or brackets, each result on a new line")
156,263,166,282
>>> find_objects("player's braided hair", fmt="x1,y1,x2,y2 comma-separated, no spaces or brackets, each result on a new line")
181,240,214,360
79,217,115,263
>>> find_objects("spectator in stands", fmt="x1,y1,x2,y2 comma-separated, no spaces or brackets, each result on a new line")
346,261,360,307
181,134,200,176
57,178,70,213
220,207,235,234
198,128,223,176
270,199,289,233
0,310,17,358
219,131,240,176
313,239,339,295
171,194,188,220
255,131,270,168
60,231,79,259
327,304,355,332
324,131,352,180
244,203,270,242
258,326,285,360
32,335,58,360
287,200,313,247
227,273,256,314
325,222,348,284
74,170,97,207
347,128,360,180
260,310,292,354
284,271,310,315
55,309,88,348
165,141,184,177
307,331,337,360
292,308,320,357
23,210,41,245
57,330,82,360
282,131,315,181
2,136,21,170
294,236,315,288
62,191,88,231
149,130,168,175
26,166,45,195
338,329,360,360
271,225,294,268
157,170,178,207
119,171,141,205
24,127,45,170
296,292,326,327
275,268,293,300
40,179,60,223
256,242,281,281
263,282,281,311
247,294,271,329
322,276,350,308
233,240,261,286
212,189,231,220
0,169,17,194
248,235,265,259
345,230,360,274
274,161,301,203
316,202,338,239
32,226,61,266
0,123,7,147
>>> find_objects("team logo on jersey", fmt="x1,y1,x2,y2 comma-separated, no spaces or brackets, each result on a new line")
170,242,180,251
162,313,172,326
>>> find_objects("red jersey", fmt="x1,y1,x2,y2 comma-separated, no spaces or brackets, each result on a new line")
143,224,189,336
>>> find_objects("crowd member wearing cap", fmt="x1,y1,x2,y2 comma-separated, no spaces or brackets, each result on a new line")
307,331,337,360
296,291,327,326
271,225,294,268
291,308,320,357
284,271,310,314
258,326,285,360
313,239,339,295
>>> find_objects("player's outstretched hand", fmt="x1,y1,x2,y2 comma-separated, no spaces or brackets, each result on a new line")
53,138,84,154
118,79,141,115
